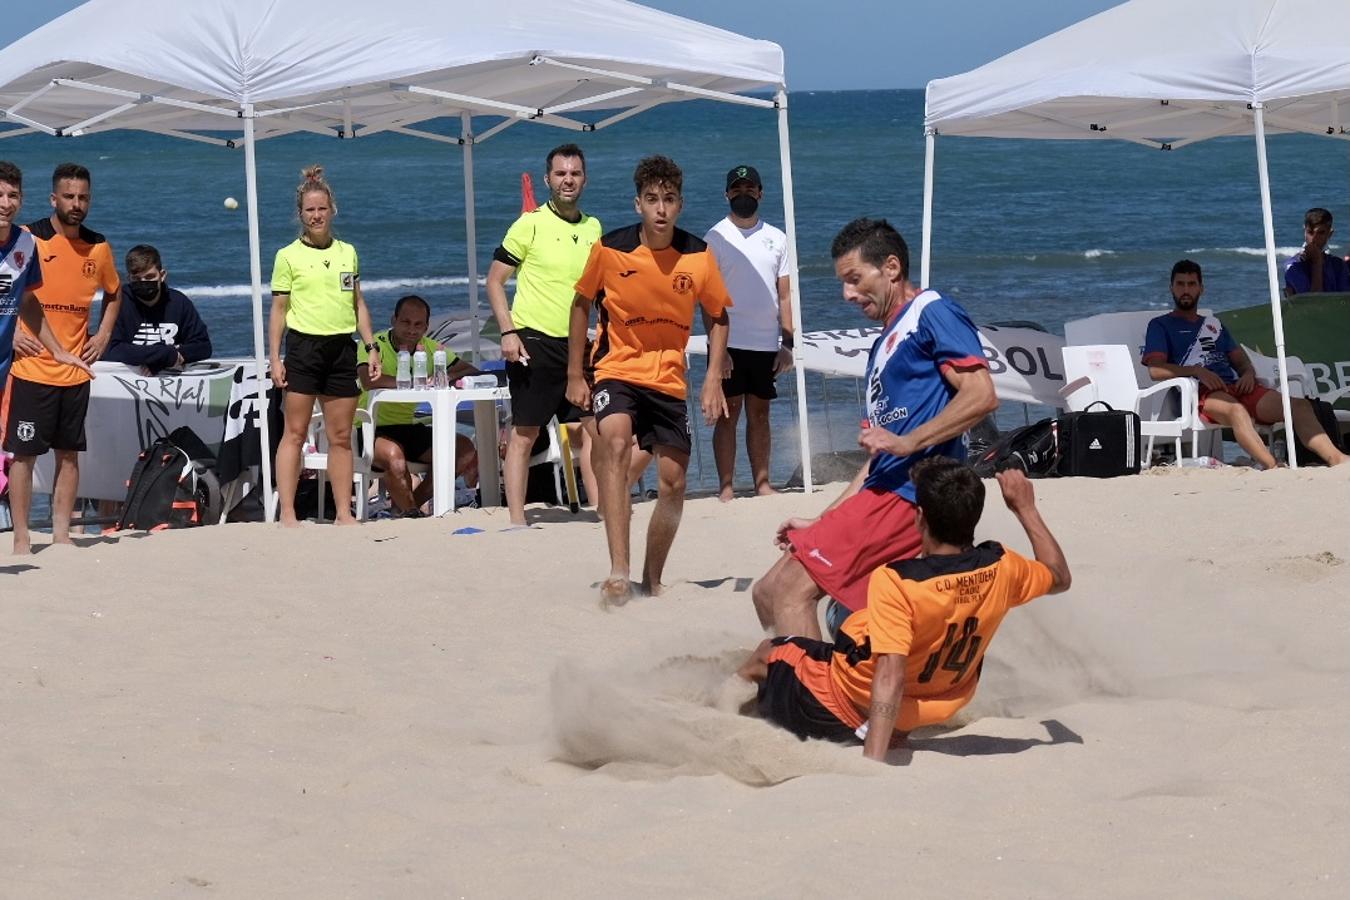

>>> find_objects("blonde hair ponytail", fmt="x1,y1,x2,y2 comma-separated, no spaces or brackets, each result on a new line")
296,163,337,213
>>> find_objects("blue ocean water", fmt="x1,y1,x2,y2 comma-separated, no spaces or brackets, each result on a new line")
3,89,1343,486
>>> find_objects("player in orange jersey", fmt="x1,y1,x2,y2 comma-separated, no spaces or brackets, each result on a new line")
738,459,1071,761
566,156,733,604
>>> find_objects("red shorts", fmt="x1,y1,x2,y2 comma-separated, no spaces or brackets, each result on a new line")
1198,383,1274,425
786,487,921,613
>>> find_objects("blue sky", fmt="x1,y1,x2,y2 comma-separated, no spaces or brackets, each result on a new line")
9,0,1122,90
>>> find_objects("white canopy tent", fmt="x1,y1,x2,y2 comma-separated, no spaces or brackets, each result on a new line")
0,0,816,518
923,0,1350,469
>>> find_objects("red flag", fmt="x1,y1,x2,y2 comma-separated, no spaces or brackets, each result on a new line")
521,173,538,213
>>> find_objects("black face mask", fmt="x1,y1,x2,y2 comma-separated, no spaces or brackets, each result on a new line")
129,280,162,302
729,194,759,218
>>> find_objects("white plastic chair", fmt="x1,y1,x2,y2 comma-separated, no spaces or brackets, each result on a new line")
528,417,575,508
1060,344,1199,466
303,404,374,521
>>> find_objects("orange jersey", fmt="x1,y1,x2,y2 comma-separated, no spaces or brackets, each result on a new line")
13,219,119,386
830,542,1055,731
575,224,732,399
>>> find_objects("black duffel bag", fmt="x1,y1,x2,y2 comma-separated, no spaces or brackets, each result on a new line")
1055,401,1141,478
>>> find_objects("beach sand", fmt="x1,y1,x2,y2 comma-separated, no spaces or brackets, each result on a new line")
2,466,1347,897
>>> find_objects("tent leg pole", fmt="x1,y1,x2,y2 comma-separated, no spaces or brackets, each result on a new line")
777,88,813,492
1253,104,1297,469
242,104,276,522
462,112,481,361
920,130,935,288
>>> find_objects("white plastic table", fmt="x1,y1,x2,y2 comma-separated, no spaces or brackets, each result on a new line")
367,384,508,516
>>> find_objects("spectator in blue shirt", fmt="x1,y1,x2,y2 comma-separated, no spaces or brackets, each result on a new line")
1284,208,1350,296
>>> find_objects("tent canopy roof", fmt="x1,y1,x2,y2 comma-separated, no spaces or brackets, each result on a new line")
0,0,784,141
924,0,1350,147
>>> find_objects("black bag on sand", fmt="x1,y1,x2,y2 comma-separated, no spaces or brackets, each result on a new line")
116,427,221,530
1055,401,1141,478
970,418,1060,478
1293,398,1346,465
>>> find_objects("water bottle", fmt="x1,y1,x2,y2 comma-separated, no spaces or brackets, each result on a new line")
412,349,428,389
395,350,412,390
432,350,449,389
394,350,410,388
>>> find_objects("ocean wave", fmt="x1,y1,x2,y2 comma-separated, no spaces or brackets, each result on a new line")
1183,246,1302,258
181,275,484,299
1082,248,1115,259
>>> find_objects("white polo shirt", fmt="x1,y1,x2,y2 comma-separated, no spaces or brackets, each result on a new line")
704,216,790,352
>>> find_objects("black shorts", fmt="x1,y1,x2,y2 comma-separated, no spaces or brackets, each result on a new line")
285,331,359,398
758,637,861,745
4,377,90,455
506,327,588,428
373,423,433,461
720,347,779,400
591,379,691,456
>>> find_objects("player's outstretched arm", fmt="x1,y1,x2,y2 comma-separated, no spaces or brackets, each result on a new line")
863,652,906,761
996,469,1071,593
565,292,593,411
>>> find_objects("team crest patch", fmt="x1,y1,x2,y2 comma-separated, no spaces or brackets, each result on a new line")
13,251,24,267
671,273,694,294
82,259,97,278
16,420,36,442
593,389,611,413
340,272,356,290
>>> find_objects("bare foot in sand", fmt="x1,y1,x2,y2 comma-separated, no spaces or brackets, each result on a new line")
600,577,634,608
754,483,778,497
12,538,32,556
51,534,75,546
278,516,303,529
718,485,735,503
333,516,361,527
640,578,664,598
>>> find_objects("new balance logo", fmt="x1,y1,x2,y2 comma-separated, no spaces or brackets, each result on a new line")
1088,438,1102,450
618,269,638,278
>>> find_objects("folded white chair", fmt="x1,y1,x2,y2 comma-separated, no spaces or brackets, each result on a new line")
1060,344,1199,466
304,404,374,522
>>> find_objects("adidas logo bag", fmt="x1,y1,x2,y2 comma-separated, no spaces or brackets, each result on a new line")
1055,401,1141,478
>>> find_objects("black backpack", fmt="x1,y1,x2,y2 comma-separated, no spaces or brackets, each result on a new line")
116,427,221,531
1293,398,1347,465
970,418,1060,478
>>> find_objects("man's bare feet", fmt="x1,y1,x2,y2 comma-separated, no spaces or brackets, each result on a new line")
279,515,303,529
640,578,663,597
754,483,777,497
600,576,634,608
717,485,735,503
12,538,31,556
333,516,361,526
51,533,74,546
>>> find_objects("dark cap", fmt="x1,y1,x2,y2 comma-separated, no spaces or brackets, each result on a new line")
725,165,762,191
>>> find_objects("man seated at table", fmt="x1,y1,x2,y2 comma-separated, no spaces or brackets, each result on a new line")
357,294,480,517
103,244,212,374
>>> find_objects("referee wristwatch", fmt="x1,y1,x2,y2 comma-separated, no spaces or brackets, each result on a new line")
364,341,377,353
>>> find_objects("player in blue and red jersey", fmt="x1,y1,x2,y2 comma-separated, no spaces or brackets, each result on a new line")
751,218,997,640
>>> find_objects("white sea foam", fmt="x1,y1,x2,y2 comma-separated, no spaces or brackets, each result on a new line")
1184,246,1302,258
181,275,485,299
1082,248,1115,259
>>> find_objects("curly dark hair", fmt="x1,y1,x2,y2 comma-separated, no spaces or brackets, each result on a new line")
633,155,683,196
